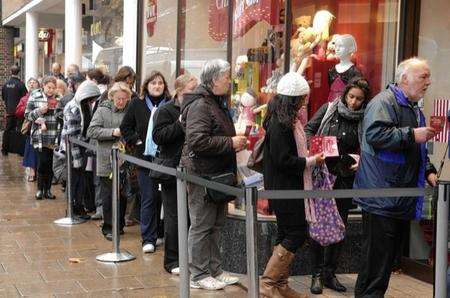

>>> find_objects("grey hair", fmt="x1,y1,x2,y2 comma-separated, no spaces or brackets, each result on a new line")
395,57,428,84
200,59,230,89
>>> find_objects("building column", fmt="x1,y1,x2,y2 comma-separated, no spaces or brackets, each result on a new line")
123,0,138,71
65,0,82,72
25,12,39,81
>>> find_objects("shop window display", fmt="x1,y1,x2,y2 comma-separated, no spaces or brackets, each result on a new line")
82,0,123,75
228,0,399,218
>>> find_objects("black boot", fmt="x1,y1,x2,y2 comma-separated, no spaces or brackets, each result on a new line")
35,176,44,200
43,175,56,199
310,273,323,294
323,273,346,292
323,243,346,292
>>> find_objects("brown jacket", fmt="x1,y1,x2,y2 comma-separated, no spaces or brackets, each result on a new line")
180,85,237,176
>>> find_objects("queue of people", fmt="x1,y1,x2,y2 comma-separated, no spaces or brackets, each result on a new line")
0,56,438,297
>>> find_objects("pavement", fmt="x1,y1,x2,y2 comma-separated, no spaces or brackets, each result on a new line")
0,153,433,297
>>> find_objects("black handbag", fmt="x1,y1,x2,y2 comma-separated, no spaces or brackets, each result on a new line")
148,156,178,182
204,172,237,204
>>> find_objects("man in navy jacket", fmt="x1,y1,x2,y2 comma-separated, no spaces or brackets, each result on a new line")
354,57,437,297
1,65,27,155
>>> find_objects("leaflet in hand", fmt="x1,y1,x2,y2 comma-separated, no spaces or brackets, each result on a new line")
430,116,445,133
309,136,339,157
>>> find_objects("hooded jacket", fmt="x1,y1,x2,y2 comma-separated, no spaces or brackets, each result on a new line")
87,98,128,177
180,84,236,176
62,81,101,168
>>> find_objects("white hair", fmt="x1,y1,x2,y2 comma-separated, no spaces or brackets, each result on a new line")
395,57,428,84
200,59,230,89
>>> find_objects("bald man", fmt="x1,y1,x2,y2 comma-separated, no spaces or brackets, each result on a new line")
50,62,65,81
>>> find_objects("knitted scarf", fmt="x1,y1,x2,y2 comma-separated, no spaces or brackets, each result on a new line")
293,112,316,223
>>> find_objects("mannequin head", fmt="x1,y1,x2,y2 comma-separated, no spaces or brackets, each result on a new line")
334,34,357,60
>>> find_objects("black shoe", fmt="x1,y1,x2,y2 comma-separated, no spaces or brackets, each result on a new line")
104,233,113,241
35,190,44,200
310,274,323,294
44,190,56,200
323,274,347,292
1,150,8,156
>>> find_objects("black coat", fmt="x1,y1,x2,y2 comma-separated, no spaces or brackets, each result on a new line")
152,99,185,163
119,93,151,161
304,102,361,210
1,76,27,114
263,115,307,225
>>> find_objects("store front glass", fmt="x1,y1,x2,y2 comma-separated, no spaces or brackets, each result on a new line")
180,0,228,78
82,0,123,75
142,0,178,89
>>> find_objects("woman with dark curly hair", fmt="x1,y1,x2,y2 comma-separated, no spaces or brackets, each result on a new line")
304,77,370,294
260,72,325,298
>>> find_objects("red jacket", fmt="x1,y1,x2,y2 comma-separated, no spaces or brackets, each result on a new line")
15,93,29,119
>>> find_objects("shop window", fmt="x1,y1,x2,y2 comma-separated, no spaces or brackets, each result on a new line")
290,0,399,118
142,0,178,89
180,0,229,78
82,0,123,75
230,0,286,218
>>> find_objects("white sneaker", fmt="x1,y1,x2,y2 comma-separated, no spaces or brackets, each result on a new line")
142,243,155,253
190,276,226,290
170,267,180,275
215,272,239,285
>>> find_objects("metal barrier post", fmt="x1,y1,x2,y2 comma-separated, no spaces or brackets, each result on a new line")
245,186,259,298
96,146,135,262
177,167,189,298
54,136,87,225
435,180,449,298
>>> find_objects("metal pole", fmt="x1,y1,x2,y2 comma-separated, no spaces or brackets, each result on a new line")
96,146,135,262
245,186,259,298
177,167,189,298
54,136,87,225
435,180,449,298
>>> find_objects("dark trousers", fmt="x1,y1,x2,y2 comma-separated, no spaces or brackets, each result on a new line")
2,115,17,153
71,167,85,213
99,176,126,234
83,171,95,212
36,147,54,190
161,181,179,272
274,211,308,253
137,169,159,245
310,205,350,276
71,168,96,213
355,211,407,298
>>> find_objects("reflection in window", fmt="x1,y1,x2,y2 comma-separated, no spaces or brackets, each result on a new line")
82,0,124,75
142,0,177,89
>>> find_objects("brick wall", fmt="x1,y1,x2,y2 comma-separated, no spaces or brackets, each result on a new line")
0,2,15,129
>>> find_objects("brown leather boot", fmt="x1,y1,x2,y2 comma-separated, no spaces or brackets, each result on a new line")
260,245,308,298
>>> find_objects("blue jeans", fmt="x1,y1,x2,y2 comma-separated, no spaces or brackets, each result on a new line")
137,169,158,245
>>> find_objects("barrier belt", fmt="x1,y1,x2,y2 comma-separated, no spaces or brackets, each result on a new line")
68,137,109,155
258,187,425,199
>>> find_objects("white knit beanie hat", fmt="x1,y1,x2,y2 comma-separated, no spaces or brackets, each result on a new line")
276,72,310,97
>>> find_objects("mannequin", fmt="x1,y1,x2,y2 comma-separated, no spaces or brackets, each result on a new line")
327,34,362,102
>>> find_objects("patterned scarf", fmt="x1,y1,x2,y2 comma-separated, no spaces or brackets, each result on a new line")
293,111,316,222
